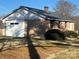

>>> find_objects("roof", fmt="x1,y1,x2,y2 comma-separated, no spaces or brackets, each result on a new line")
49,11,72,20
2,6,59,20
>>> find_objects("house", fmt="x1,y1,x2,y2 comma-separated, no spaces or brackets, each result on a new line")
1,6,75,37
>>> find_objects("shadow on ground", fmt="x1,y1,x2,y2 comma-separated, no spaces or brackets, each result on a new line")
26,36,40,59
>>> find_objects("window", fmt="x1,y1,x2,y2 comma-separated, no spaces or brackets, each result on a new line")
10,23,19,25
15,23,19,24
10,23,14,25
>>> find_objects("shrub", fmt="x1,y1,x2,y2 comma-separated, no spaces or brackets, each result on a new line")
64,31,78,38
44,29,65,41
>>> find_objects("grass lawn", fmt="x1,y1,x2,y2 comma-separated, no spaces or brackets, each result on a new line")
50,47,79,59
0,37,79,59
0,45,79,59
0,45,66,59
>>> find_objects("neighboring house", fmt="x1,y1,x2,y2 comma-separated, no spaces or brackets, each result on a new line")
0,6,75,37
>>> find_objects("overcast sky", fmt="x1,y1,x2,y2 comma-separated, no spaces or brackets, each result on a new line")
0,0,79,16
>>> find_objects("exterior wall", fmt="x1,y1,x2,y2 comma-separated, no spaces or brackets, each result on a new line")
59,22,66,30
65,22,70,31
2,28,5,36
0,29,3,35
59,21,75,31
25,20,50,37
0,20,4,36
2,9,48,37
2,19,75,37
4,20,25,37
69,23,75,31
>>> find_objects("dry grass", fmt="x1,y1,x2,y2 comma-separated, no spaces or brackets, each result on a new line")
0,38,79,59
50,47,79,59
0,47,29,59
0,45,65,59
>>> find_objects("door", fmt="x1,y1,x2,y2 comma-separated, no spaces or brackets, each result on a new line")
5,20,25,37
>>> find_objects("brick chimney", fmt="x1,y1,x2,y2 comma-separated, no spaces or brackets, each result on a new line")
44,6,48,13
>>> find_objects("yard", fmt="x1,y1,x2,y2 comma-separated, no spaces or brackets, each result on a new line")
0,37,79,59
0,45,66,59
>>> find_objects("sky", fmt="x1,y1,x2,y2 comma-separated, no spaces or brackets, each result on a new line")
0,0,79,16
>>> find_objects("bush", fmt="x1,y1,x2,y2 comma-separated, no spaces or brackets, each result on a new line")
44,29,65,41
64,31,78,38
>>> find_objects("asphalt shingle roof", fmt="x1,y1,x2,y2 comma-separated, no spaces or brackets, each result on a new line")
2,6,59,20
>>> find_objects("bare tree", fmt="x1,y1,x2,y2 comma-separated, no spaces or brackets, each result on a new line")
54,0,77,18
